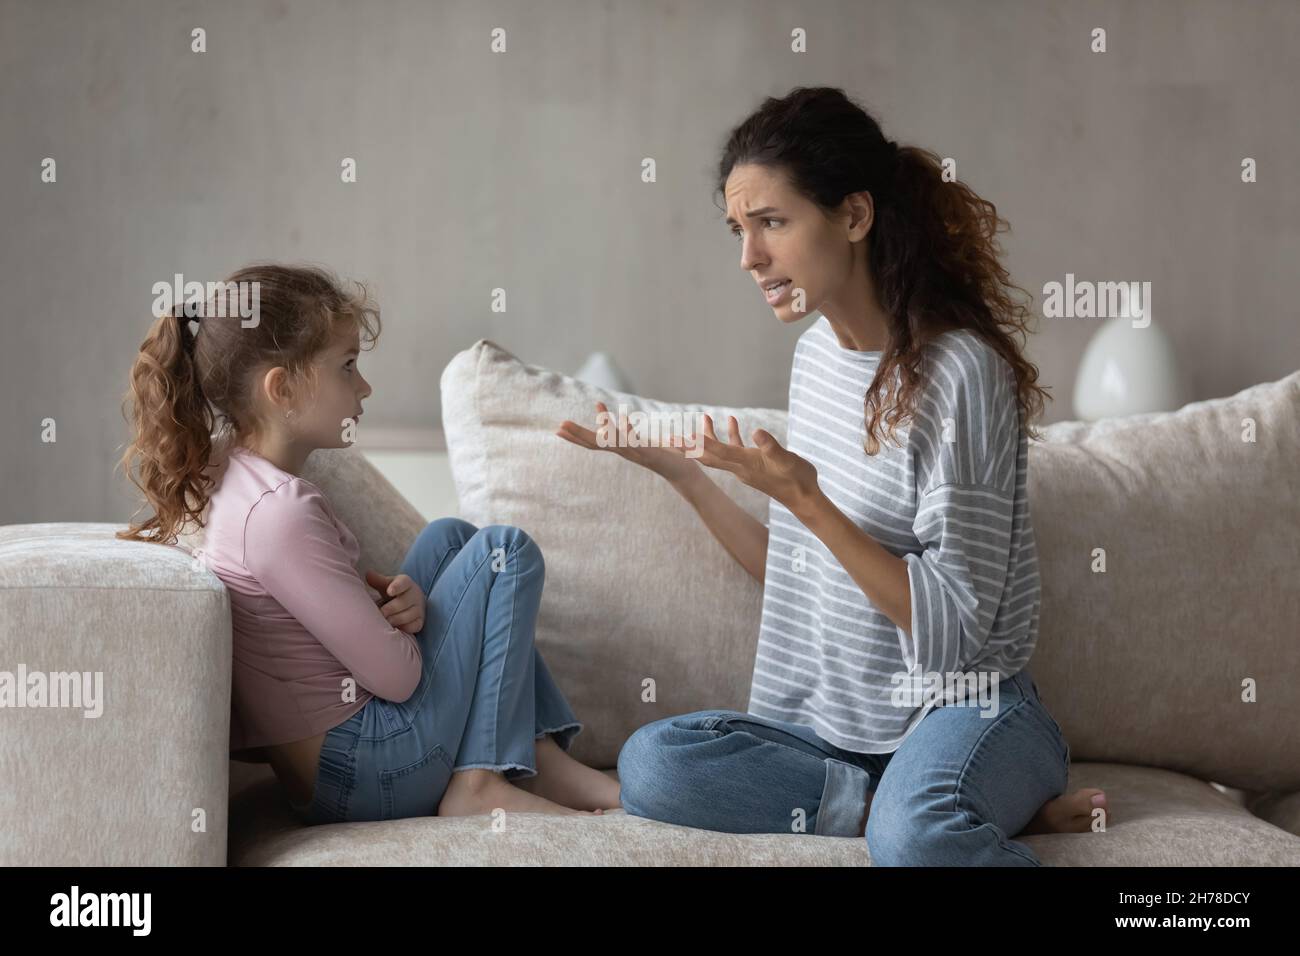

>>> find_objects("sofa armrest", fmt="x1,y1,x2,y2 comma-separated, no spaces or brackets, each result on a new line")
0,523,231,865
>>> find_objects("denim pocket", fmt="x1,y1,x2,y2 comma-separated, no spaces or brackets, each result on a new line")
1019,682,1067,767
1038,701,1070,772
1042,702,1068,751
1026,677,1065,735
1039,697,1065,737
379,739,454,820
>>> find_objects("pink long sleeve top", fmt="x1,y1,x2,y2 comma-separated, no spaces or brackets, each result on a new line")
196,445,422,759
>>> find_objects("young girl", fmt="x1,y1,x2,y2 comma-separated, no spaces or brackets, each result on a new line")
558,87,1108,864
117,263,621,824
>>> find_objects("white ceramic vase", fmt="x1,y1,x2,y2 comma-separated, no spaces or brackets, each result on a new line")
1073,316,1189,420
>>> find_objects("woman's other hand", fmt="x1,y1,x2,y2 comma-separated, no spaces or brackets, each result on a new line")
666,414,819,512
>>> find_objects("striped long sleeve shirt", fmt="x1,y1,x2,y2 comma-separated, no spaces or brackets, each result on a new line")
747,316,1041,753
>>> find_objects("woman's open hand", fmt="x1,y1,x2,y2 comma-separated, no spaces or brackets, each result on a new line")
664,414,819,511
555,401,702,485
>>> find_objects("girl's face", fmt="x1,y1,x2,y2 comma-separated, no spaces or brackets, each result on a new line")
724,163,870,325
294,325,372,448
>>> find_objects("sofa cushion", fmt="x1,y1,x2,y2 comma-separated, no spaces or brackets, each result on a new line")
1026,370,1300,792
441,340,1300,790
442,340,784,771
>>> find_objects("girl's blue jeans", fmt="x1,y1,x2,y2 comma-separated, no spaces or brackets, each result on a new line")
615,668,1071,866
292,518,582,825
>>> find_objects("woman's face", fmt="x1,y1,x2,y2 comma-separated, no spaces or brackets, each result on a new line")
724,163,870,325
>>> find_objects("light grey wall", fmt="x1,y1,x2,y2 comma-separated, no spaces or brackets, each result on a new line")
3,0,1297,524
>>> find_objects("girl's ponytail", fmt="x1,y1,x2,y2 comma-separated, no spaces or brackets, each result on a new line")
116,306,216,544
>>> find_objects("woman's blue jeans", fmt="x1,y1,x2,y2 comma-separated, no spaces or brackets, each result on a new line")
615,668,1070,866
292,518,583,825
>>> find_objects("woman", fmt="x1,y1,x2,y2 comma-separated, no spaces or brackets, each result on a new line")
557,87,1106,864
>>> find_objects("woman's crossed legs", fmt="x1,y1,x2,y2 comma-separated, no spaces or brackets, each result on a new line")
615,668,1097,865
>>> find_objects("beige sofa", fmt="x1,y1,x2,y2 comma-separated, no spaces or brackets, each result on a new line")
3,340,1298,865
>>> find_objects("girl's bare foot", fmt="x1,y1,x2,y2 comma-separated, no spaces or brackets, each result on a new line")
437,768,602,818
1019,788,1108,834
512,736,623,811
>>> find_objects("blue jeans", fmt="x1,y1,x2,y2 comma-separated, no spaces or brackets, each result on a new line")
292,518,583,825
615,667,1070,866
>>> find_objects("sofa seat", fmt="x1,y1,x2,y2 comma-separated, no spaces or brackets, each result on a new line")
228,761,1300,866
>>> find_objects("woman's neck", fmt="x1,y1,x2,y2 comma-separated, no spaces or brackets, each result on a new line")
820,298,892,353
818,260,893,352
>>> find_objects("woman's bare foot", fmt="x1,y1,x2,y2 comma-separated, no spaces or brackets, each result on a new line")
1018,788,1108,834
512,736,623,811
437,768,603,818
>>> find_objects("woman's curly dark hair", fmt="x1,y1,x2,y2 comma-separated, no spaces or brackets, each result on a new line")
715,86,1051,453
